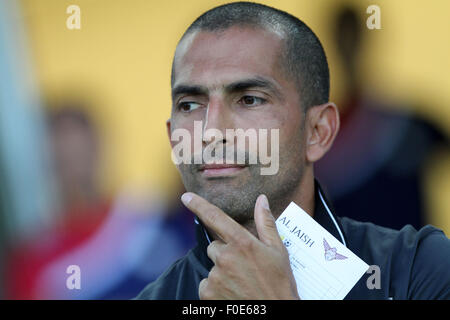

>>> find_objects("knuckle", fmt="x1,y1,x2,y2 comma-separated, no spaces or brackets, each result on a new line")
199,278,207,289
237,235,253,250
198,279,209,299
208,266,220,284
207,240,224,263
263,218,277,232
214,251,228,267
206,242,215,259
201,290,214,300
199,279,215,300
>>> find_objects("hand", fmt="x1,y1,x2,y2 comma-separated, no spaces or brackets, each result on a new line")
181,192,299,300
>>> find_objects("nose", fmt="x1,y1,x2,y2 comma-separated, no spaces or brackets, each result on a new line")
202,96,231,146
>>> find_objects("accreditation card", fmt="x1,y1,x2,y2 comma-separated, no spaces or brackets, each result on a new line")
276,202,369,300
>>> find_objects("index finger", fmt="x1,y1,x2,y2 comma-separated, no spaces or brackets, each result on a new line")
181,192,251,243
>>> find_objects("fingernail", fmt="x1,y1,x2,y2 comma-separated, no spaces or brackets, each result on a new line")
260,194,270,211
181,193,192,205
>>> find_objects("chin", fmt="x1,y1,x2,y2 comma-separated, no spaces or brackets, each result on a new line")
199,189,256,222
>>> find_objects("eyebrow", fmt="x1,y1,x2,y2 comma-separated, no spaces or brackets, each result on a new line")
172,84,208,100
171,76,284,101
225,77,282,99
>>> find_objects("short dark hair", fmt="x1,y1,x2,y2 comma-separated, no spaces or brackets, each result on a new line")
172,1,330,111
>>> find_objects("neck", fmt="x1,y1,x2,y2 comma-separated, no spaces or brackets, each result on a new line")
285,168,315,219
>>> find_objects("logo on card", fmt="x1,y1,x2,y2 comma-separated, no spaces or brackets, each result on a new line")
280,235,292,247
323,238,347,261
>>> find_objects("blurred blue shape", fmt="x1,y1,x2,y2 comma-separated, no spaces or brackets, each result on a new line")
0,0,56,240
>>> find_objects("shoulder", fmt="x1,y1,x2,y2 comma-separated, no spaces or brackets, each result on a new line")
408,226,450,299
135,247,207,300
134,257,185,300
339,217,450,299
135,249,198,300
339,217,449,261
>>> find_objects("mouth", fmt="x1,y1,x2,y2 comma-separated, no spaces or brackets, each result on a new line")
198,163,247,178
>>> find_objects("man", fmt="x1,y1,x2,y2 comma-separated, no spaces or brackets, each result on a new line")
136,2,450,299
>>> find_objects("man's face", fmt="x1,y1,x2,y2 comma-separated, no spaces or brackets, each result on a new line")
169,26,307,224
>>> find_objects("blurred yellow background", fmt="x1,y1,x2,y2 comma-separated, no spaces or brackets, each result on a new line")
18,0,450,232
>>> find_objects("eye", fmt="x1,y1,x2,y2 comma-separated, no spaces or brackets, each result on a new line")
177,101,202,112
239,95,267,107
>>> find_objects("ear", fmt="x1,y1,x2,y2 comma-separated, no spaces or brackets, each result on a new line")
305,102,340,163
166,119,175,149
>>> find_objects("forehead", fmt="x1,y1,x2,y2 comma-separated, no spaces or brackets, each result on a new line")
173,26,286,88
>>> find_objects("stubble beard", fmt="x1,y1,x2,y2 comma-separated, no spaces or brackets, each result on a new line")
178,145,305,228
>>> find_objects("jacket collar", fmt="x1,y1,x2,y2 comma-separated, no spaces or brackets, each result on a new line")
192,180,346,271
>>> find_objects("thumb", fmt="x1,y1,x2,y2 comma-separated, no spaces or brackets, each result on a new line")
254,194,282,248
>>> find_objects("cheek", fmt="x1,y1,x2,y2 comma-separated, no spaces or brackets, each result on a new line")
268,106,303,146
277,109,305,160
170,115,207,159
171,111,205,138
171,108,206,129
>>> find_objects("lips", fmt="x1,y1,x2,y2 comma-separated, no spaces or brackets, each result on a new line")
199,163,245,170
199,163,246,177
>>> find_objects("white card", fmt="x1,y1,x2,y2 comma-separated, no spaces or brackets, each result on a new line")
276,202,369,300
